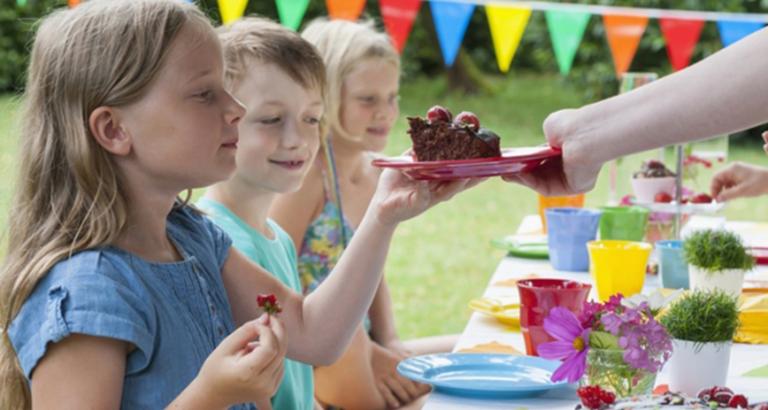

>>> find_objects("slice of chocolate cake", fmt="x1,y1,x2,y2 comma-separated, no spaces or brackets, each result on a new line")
408,106,502,161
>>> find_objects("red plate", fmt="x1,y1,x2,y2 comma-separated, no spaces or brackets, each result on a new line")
751,247,768,265
371,146,561,180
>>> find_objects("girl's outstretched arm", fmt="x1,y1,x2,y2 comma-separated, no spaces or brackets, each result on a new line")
223,169,479,365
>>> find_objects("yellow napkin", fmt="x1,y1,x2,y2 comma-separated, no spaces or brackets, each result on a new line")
457,341,524,355
735,292,768,344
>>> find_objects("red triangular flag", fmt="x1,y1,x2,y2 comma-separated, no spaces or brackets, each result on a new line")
660,18,705,71
380,0,422,53
603,14,648,76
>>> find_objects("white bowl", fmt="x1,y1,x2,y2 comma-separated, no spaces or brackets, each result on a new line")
631,176,676,203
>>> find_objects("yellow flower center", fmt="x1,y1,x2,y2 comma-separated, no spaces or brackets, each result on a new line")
572,336,585,352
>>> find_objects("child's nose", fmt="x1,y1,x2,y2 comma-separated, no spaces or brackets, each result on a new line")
224,93,246,125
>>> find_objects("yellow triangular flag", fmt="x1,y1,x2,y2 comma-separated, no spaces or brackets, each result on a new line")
486,4,532,73
218,0,248,25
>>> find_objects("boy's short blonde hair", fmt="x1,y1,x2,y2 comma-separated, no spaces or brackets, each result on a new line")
217,17,326,96
301,19,400,141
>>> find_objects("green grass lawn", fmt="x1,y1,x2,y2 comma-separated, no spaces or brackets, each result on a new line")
2,74,767,340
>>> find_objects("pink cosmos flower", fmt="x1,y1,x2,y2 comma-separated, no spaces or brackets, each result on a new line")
538,307,591,383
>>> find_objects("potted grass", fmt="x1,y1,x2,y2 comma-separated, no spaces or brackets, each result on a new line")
660,290,740,396
683,229,754,297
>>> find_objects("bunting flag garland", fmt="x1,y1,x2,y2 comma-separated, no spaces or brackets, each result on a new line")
218,0,248,24
545,10,590,75
380,0,423,53
603,14,648,76
276,0,310,31
486,4,531,73
717,20,765,47
68,0,80,7
660,17,705,71
254,0,768,76
429,0,476,67
326,0,367,21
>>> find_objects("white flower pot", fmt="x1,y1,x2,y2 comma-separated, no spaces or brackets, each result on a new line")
688,265,746,298
668,339,732,396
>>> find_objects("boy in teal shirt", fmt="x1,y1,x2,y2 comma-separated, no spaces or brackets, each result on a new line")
198,17,326,410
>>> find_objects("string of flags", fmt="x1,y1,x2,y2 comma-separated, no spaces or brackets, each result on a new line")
54,0,768,77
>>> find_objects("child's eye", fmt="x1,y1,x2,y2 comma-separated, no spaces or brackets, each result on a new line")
260,117,281,125
358,96,377,105
195,90,215,102
305,117,321,125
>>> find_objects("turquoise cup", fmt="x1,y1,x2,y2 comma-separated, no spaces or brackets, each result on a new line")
656,240,689,289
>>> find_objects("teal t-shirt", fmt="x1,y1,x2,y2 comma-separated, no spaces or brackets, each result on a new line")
197,197,314,410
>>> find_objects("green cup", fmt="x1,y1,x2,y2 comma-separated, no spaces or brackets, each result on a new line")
599,206,649,241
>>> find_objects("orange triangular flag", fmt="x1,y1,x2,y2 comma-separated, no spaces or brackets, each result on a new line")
68,0,80,7
327,0,366,21
603,14,648,76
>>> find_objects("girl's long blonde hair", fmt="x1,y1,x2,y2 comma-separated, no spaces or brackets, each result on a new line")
301,18,400,142
0,1,212,408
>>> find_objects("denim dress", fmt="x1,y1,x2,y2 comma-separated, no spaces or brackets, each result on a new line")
8,206,257,410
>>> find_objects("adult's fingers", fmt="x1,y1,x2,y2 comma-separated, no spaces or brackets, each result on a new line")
717,183,750,202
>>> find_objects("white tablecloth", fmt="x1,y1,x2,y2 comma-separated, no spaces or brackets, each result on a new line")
423,215,768,409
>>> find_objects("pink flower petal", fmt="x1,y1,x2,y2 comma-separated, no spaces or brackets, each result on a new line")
543,307,583,341
537,341,574,360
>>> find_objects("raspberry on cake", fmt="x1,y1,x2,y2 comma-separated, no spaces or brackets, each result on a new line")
408,105,502,161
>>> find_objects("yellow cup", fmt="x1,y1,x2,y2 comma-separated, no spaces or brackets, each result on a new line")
538,194,585,232
587,240,652,301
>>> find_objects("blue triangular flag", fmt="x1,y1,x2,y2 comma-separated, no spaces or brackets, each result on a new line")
717,19,765,47
429,0,475,66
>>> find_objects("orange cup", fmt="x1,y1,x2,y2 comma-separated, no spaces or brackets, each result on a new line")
538,194,585,232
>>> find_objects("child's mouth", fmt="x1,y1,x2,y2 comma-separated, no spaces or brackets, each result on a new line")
269,159,305,170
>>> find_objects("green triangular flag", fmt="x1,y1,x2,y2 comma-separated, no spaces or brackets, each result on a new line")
17,0,27,7
276,0,310,31
545,10,590,75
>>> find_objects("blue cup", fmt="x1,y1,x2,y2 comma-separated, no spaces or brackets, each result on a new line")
656,240,689,289
546,208,602,272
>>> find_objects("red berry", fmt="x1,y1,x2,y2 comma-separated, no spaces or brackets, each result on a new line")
577,385,613,409
691,193,713,204
728,394,749,408
713,390,733,405
680,197,689,204
454,111,480,130
257,293,282,315
654,192,673,203
426,105,452,123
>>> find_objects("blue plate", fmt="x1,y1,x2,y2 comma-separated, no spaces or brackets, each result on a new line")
397,353,568,398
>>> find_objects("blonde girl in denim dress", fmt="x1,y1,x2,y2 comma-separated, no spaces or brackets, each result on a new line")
0,2,473,409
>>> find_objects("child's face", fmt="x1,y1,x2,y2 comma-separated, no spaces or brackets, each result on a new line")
338,58,399,152
116,24,245,191
231,63,323,194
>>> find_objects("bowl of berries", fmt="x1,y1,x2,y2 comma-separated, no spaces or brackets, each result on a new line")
631,160,677,204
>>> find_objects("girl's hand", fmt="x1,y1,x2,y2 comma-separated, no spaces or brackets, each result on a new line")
710,161,768,202
370,168,480,227
370,343,430,408
192,315,286,409
504,109,603,195
762,131,768,154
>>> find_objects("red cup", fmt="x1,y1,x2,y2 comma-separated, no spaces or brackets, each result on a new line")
517,279,591,356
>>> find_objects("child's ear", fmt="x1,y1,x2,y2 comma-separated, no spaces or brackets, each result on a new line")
89,106,132,156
